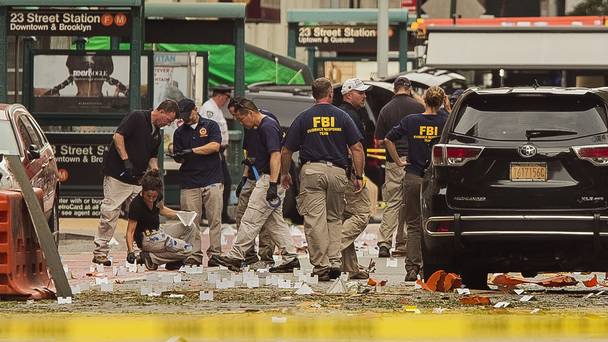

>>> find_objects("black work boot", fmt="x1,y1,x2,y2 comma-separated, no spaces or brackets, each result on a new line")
312,269,331,282
210,254,243,272
269,258,301,273
92,255,112,266
244,254,260,266
404,268,419,282
378,246,391,258
138,252,158,271
164,260,184,271
329,267,341,280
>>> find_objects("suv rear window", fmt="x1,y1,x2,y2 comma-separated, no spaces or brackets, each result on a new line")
452,94,608,140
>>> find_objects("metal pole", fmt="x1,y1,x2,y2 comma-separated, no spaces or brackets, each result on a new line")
110,37,120,50
287,23,296,58
21,37,36,109
129,6,142,112
306,47,316,78
398,22,408,72
377,0,389,79
234,18,245,97
73,36,87,50
0,6,8,103
450,0,457,23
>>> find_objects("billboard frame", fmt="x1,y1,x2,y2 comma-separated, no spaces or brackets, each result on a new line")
25,48,154,126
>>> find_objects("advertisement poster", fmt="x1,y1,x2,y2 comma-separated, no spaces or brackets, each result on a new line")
153,52,206,170
47,132,113,218
32,52,149,113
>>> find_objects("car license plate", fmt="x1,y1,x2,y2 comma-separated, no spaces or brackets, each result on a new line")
510,162,547,182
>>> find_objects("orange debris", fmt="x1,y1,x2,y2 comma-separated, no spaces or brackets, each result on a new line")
583,275,598,288
459,295,491,305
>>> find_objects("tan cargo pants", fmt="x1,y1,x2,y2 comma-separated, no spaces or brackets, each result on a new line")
235,178,276,263
180,183,223,258
378,162,407,251
297,162,348,274
94,176,141,258
341,182,371,273
141,221,202,265
227,174,296,261
404,172,423,272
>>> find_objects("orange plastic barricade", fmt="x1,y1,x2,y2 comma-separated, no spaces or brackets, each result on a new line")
0,189,53,299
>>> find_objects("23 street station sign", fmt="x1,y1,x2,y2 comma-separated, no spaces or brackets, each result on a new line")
8,10,131,37
296,25,399,53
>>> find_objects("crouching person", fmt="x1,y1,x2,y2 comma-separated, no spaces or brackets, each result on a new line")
126,170,203,270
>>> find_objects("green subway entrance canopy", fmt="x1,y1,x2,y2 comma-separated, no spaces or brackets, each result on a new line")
81,37,311,87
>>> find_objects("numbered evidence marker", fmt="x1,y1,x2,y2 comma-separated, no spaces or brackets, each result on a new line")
456,288,471,295
494,301,510,308
520,295,535,302
70,285,82,295
199,290,214,301
95,277,109,285
246,277,260,288
215,279,235,289
57,297,73,305
277,279,292,289
140,286,152,296
295,283,314,295
386,258,398,268
100,283,114,292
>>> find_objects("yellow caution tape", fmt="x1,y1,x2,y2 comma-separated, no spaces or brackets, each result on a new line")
1,313,608,341
367,154,386,160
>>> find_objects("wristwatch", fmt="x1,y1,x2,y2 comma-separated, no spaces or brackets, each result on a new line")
355,175,364,180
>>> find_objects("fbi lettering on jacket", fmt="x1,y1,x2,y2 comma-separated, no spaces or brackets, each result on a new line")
307,117,343,136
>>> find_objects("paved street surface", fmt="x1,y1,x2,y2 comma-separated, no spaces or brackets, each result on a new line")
1,217,608,342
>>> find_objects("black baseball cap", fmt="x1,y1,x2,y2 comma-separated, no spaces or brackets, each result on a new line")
178,98,196,120
393,76,412,89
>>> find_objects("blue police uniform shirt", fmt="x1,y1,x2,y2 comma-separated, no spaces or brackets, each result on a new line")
173,116,223,189
243,109,280,153
243,109,283,179
386,113,447,177
284,103,362,168
243,115,282,179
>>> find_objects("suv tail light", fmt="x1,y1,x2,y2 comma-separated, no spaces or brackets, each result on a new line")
436,221,453,232
572,145,608,166
432,144,484,166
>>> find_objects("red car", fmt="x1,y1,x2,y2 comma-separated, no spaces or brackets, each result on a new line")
0,104,60,243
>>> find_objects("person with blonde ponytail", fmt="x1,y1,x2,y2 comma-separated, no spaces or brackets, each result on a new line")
384,86,448,282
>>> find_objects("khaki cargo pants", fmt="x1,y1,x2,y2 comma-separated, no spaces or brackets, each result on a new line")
297,162,348,274
404,172,423,273
235,178,276,263
377,162,407,251
180,183,223,258
227,174,296,262
94,176,141,258
141,221,203,265
342,182,371,273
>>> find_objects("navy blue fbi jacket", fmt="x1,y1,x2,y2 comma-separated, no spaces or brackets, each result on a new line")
385,113,447,177
242,115,283,179
284,103,362,169
173,116,223,189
